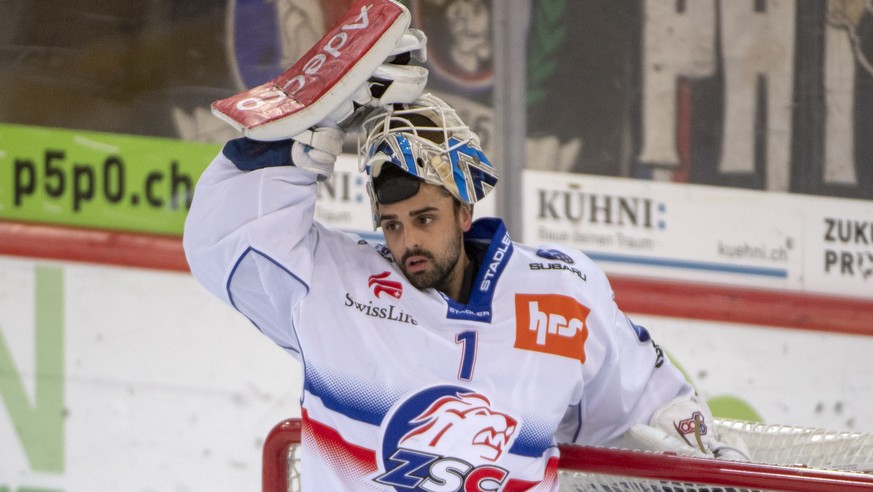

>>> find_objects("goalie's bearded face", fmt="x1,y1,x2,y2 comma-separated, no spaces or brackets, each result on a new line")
378,182,473,298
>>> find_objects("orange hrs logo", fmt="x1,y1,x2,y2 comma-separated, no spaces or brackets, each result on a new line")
514,294,590,362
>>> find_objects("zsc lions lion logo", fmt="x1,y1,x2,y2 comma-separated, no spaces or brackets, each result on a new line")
375,385,523,491
400,392,517,462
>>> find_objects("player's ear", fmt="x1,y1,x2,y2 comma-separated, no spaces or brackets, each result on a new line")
458,202,473,232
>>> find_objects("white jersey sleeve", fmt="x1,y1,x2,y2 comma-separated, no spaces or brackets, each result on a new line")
183,138,322,355
545,248,693,447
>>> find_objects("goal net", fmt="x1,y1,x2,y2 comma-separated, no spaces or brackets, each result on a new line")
261,418,873,491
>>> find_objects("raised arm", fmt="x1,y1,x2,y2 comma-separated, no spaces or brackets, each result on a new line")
183,138,326,351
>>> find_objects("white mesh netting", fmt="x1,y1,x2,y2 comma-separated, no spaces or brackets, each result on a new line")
276,418,873,491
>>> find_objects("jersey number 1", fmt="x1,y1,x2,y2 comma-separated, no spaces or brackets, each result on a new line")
455,331,478,381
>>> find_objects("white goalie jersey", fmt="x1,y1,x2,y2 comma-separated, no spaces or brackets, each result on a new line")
183,138,694,491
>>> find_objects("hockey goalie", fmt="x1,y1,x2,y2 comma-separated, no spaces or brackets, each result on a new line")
185,0,748,490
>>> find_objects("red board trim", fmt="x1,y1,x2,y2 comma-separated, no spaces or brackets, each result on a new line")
2,220,872,337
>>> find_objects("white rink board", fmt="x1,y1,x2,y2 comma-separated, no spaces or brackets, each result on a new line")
638,314,873,433
521,170,873,299
1,255,873,491
0,256,300,491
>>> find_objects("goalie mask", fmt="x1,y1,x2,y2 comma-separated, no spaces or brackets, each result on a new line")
359,93,499,227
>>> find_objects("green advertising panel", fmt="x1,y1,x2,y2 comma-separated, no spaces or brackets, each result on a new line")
0,124,221,236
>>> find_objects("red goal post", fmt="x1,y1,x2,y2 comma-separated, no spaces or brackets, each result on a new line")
262,417,873,491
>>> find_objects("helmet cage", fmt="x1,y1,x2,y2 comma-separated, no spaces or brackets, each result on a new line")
359,94,499,228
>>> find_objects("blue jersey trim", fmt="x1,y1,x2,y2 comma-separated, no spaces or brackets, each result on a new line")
445,218,513,322
226,246,307,355
508,430,553,458
302,370,389,427
569,401,583,443
223,137,294,171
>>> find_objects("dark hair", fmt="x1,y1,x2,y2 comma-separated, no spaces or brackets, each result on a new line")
372,164,422,204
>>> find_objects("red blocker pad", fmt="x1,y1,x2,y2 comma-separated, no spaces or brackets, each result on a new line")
211,0,410,141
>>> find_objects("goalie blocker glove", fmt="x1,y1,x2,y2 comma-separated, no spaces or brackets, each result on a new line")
211,0,429,180
289,29,428,180
211,0,425,140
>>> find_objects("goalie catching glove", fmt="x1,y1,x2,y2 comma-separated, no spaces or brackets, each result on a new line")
622,395,751,461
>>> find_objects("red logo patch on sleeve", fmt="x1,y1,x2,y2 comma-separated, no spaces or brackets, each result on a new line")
514,294,590,363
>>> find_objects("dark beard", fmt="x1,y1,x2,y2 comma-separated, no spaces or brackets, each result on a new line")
401,230,463,292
